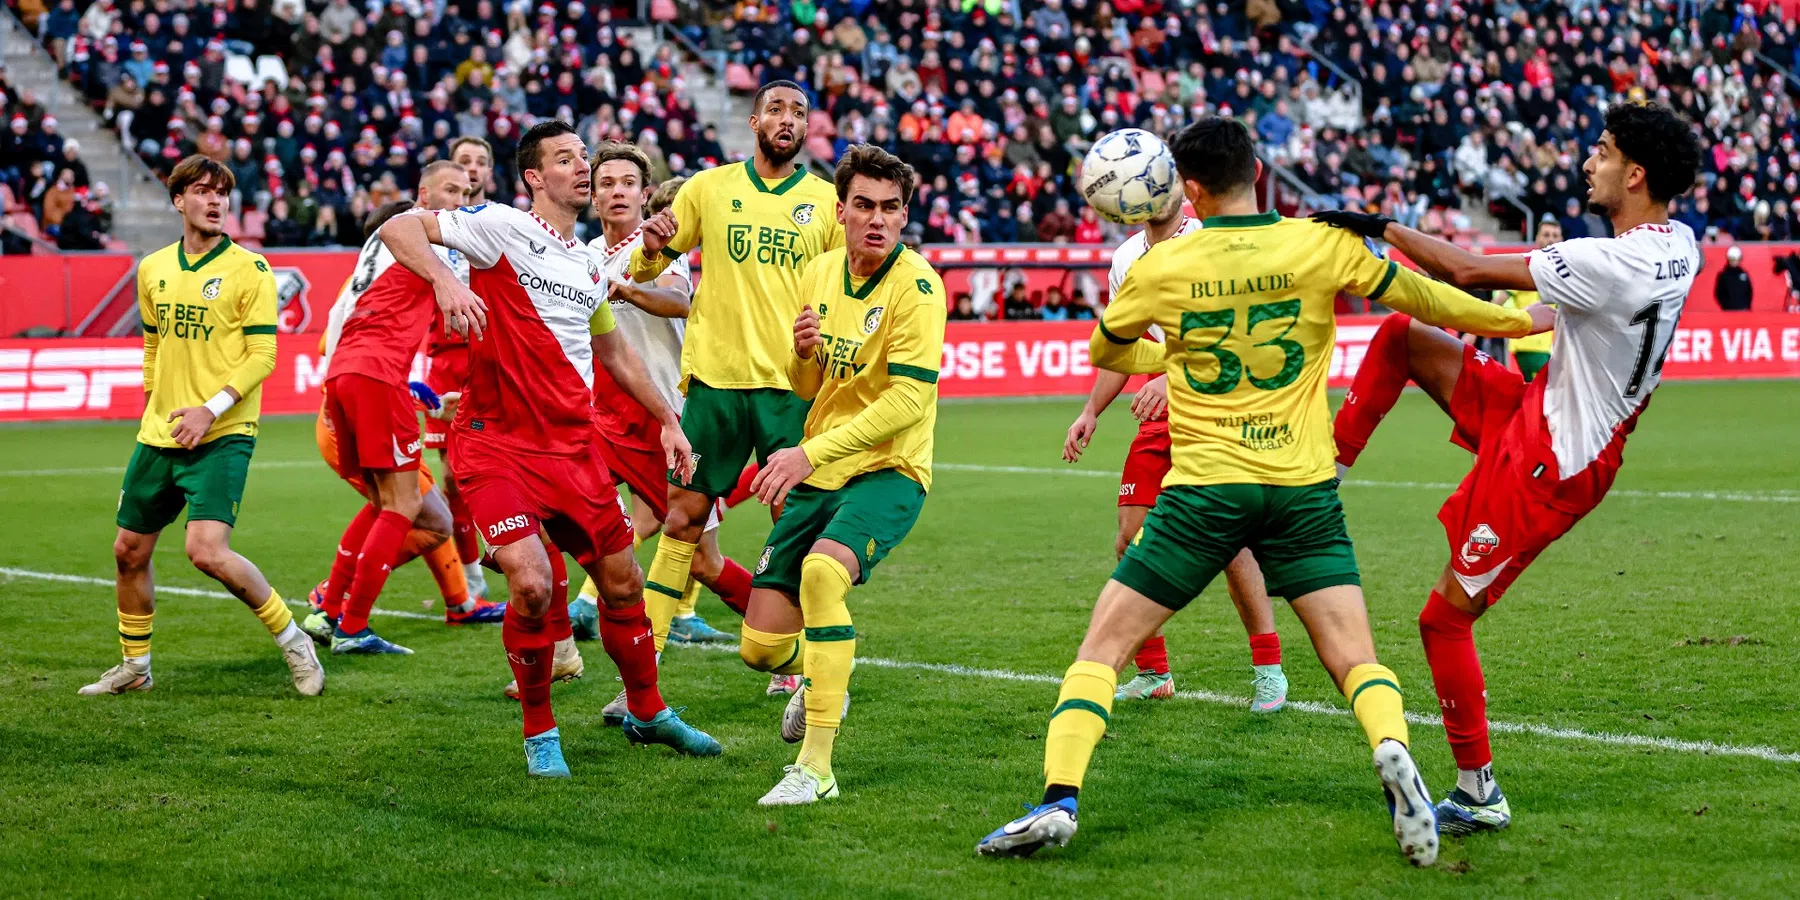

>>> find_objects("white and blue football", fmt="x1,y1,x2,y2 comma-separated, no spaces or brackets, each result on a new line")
1078,129,1179,226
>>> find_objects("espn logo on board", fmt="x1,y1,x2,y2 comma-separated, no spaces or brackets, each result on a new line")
0,347,143,416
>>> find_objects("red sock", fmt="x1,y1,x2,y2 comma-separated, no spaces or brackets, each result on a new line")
1418,590,1490,769
1134,633,1169,674
339,509,412,634
448,483,480,563
599,600,665,721
1334,312,1414,467
324,504,378,618
503,604,555,737
545,543,572,642
709,557,752,617
725,463,758,508
1248,630,1281,667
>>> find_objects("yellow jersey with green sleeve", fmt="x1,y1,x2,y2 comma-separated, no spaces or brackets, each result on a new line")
135,235,280,448
1504,288,1554,354
628,160,844,392
789,245,946,492
1094,211,1533,487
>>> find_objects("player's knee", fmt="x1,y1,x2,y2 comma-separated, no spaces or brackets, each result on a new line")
596,561,644,609
112,534,151,571
508,573,552,616
739,633,784,672
413,498,452,535
184,539,232,579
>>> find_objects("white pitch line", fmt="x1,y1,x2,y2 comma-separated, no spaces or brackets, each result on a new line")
7,565,1795,765
934,463,1800,503
0,459,321,478
0,566,438,621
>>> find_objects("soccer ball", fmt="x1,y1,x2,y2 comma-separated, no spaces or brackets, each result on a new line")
1078,129,1179,225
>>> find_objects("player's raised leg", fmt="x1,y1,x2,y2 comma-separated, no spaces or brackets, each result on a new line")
1333,312,1467,472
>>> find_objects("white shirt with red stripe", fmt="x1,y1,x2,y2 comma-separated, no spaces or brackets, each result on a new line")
433,203,611,457
590,226,693,416
323,235,461,371
1525,221,1700,478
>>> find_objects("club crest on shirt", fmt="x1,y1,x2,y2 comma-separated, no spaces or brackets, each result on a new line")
862,305,884,335
791,203,815,225
201,277,222,301
1463,524,1500,564
588,260,602,284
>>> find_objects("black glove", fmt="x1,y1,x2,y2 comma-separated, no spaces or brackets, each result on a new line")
1311,209,1394,239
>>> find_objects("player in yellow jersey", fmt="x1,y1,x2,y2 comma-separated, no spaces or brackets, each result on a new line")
736,145,944,805
81,155,324,698
629,80,846,695
1499,215,1560,382
977,118,1553,864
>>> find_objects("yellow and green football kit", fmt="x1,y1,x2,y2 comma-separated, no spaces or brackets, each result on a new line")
1037,213,1536,797
637,161,845,651
740,244,946,785
1505,288,1553,381
118,236,279,533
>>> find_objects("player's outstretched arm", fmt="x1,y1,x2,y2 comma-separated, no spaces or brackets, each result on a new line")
609,271,692,318
1313,210,1536,291
1090,325,1165,375
630,187,700,283
380,212,488,339
591,329,695,484
1377,264,1543,338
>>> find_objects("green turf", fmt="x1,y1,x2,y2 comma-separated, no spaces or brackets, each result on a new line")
1,381,1796,898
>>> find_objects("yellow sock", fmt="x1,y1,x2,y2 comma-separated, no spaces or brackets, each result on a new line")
577,575,600,601
1043,660,1117,790
118,610,153,661
739,624,805,675
676,578,702,619
645,535,697,653
252,589,292,635
1344,663,1408,750
797,553,855,779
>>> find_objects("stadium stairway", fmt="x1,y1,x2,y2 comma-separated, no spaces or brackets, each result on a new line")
1,9,179,251
620,23,753,163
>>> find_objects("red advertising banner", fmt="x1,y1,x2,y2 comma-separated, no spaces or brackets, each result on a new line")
4,313,1793,421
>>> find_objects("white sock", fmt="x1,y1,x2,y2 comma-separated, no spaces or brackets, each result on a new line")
464,562,488,585
1335,461,1350,481
273,622,307,648
123,653,151,673
447,599,476,614
1456,765,1497,803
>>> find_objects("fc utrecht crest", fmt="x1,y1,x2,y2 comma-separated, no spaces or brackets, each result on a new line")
1461,523,1500,565
588,260,602,284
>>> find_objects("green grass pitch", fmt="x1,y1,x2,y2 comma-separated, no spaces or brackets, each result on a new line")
1,380,1796,897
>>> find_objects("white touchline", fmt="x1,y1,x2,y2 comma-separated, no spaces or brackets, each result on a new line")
7,458,1793,504
933,463,1800,504
10,564,1793,765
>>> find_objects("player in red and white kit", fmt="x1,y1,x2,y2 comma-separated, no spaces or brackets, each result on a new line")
1064,199,1288,710
313,161,502,655
380,121,721,775
422,136,499,601
578,151,755,649
1318,102,1702,834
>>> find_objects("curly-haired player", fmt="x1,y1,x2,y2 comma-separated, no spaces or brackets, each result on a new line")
1318,102,1703,836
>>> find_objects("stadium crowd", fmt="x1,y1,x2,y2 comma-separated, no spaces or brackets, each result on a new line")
5,0,1800,254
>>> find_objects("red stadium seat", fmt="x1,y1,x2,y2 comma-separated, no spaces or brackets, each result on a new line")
726,63,758,93
809,109,836,139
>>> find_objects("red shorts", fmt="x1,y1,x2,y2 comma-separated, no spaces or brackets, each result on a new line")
316,409,434,499
1438,345,1623,601
452,433,635,569
422,347,469,450
594,423,725,530
322,372,421,479
1118,419,1172,507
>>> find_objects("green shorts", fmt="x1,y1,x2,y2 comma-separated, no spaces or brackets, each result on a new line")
116,434,256,534
750,469,927,595
1514,350,1550,383
674,378,811,498
1112,481,1360,611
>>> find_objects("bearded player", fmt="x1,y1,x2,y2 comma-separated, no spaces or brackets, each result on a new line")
628,81,845,696
419,135,499,600
82,155,323,697
1318,102,1702,836
978,117,1552,864
1065,196,1288,710
745,144,945,805
380,121,720,776
577,152,754,649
